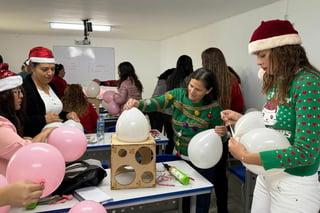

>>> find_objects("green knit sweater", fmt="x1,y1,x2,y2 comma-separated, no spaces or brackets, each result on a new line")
138,88,224,157
260,70,320,176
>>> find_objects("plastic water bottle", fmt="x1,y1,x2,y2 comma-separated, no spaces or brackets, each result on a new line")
96,114,105,142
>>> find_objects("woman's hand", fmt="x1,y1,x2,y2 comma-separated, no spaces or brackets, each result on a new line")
45,112,62,123
228,137,248,161
214,125,227,136
220,110,242,126
32,127,56,142
123,98,139,110
92,79,101,84
0,180,44,207
66,112,80,122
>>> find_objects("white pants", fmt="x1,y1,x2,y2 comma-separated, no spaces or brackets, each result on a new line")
251,172,320,213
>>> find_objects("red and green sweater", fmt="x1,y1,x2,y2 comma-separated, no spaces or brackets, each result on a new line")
260,69,320,176
138,88,224,157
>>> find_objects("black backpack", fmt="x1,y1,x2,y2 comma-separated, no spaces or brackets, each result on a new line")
52,159,107,195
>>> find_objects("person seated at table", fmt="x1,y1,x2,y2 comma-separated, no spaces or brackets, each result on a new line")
0,63,55,175
124,68,227,213
112,61,143,112
62,84,98,133
0,180,44,207
22,46,79,137
51,63,68,98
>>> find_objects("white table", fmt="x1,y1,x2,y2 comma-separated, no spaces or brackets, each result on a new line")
9,160,213,213
86,131,169,150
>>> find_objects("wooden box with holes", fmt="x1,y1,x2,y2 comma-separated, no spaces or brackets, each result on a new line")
110,134,156,189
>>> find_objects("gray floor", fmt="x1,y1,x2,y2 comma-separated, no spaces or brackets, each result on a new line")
209,170,245,213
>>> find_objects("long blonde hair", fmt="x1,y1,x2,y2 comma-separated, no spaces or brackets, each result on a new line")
201,47,233,109
262,45,320,103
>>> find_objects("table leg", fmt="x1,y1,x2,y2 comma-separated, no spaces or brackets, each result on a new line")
190,195,196,213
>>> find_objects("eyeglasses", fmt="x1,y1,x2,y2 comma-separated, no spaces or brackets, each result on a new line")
12,88,23,96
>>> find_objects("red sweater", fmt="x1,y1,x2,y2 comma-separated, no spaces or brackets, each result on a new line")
51,76,68,98
80,103,98,133
230,77,244,113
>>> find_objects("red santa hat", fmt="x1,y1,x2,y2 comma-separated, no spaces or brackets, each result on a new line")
0,63,23,92
27,46,55,64
248,19,302,54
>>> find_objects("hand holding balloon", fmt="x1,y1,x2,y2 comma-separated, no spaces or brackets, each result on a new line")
123,98,139,110
214,125,227,136
66,112,80,122
6,143,65,198
228,137,249,162
220,110,242,126
0,179,44,208
235,128,291,176
45,112,63,123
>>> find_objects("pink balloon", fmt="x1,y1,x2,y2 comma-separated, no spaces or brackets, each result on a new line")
6,143,65,198
107,101,120,115
103,90,115,103
69,200,106,213
0,175,11,212
47,126,87,162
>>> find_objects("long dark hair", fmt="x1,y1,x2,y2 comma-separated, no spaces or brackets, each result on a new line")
55,64,64,76
0,87,26,136
186,68,219,105
167,55,193,90
117,62,143,92
202,47,233,109
158,68,175,80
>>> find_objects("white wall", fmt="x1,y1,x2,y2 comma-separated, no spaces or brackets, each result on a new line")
160,0,320,110
0,34,160,99
1,0,319,106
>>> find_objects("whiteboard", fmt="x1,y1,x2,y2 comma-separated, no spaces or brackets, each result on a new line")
53,46,115,84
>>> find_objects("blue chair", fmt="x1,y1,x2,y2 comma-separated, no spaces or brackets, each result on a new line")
229,165,246,182
156,154,181,163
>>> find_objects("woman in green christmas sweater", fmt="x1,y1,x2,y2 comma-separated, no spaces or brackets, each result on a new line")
124,68,227,213
221,20,320,212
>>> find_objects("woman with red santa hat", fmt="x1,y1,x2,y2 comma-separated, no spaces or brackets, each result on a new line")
221,20,320,212
22,47,79,137
0,63,56,207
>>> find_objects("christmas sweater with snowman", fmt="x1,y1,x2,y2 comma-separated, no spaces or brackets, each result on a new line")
260,69,320,176
137,88,224,157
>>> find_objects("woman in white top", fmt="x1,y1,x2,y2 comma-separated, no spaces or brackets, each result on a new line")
22,46,79,137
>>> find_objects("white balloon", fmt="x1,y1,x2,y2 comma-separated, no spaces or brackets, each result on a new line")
234,111,265,137
63,120,84,132
116,108,151,142
188,129,223,169
240,128,291,176
85,81,100,98
43,122,64,129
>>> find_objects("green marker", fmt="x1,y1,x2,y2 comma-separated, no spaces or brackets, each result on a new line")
163,163,190,185
26,202,38,210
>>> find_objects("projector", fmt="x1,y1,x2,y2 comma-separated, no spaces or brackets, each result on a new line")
74,39,91,45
